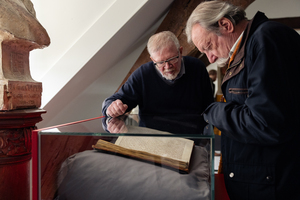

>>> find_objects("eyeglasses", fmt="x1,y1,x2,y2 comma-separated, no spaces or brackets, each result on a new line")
153,55,179,68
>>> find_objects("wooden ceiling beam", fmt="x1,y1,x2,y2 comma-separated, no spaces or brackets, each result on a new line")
270,17,300,29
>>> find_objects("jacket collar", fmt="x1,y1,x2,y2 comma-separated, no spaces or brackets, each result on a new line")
222,12,269,84
233,11,268,65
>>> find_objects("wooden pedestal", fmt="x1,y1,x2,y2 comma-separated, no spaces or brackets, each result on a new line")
0,109,46,200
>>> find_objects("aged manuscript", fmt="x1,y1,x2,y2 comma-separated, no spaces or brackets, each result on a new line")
93,136,194,173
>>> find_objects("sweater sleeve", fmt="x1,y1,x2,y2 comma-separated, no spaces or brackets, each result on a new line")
102,67,144,116
199,62,214,109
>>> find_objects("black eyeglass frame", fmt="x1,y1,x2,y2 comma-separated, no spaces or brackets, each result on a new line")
153,55,179,68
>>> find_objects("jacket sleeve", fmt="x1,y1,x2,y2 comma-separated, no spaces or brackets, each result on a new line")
203,28,300,146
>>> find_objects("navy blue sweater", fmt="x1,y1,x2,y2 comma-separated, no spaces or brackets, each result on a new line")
102,56,213,116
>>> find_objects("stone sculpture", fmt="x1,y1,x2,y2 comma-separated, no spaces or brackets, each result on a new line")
0,0,50,110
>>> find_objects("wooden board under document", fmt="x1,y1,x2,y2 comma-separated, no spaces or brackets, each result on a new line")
93,136,194,173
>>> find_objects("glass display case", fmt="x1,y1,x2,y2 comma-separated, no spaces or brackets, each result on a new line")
32,114,215,200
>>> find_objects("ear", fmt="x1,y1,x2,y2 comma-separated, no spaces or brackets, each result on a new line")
218,17,234,33
150,56,155,62
179,46,183,55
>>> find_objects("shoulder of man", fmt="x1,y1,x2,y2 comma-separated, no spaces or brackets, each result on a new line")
131,60,155,73
128,60,156,80
183,56,206,69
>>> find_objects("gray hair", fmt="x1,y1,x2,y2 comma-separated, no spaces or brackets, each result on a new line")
147,31,180,56
185,0,246,43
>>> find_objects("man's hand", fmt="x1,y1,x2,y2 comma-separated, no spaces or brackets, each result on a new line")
106,99,128,118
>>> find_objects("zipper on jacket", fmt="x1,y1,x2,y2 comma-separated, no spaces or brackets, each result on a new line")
229,88,248,95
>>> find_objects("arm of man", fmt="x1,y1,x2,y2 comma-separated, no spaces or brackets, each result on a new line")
102,66,144,117
203,27,300,146
102,89,138,118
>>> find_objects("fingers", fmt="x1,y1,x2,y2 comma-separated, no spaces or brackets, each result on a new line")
106,99,128,118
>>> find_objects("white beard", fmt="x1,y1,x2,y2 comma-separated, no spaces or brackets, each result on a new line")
216,56,229,68
163,70,179,80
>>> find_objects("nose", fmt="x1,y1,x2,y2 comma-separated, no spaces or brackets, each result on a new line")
206,52,217,63
164,62,173,69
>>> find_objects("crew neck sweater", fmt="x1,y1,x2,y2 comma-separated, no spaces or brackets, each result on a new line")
102,56,213,116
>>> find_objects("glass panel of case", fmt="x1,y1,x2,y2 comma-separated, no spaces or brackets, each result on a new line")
32,114,215,200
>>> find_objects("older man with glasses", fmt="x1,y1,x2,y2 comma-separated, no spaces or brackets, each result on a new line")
102,31,214,131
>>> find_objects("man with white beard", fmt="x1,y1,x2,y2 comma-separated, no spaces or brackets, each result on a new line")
102,31,214,132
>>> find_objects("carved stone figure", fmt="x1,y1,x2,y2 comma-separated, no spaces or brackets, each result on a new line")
0,0,50,110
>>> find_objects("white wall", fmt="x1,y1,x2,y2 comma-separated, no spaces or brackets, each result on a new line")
30,0,156,108
246,0,300,19
29,0,173,128
30,0,116,80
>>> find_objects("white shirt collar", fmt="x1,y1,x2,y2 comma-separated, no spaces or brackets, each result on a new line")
229,31,244,57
